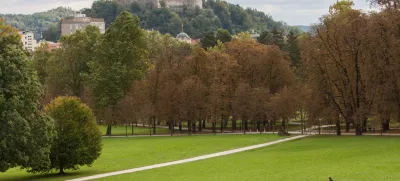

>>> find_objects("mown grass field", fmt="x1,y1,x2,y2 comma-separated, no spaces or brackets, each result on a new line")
1,134,282,181
98,136,400,181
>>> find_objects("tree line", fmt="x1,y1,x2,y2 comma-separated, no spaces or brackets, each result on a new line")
32,0,400,137
0,19,102,174
2,0,400,175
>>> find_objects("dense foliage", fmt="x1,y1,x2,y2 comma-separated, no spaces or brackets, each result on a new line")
0,7,75,41
1,0,309,42
0,19,55,173
88,11,148,135
44,97,102,174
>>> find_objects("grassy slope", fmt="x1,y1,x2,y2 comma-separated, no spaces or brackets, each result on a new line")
101,136,400,181
1,134,282,181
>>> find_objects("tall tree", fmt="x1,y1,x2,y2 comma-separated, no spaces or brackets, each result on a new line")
0,19,55,173
257,31,273,45
47,25,100,100
286,31,301,68
88,11,148,136
200,31,217,49
44,97,102,174
302,1,376,135
32,43,52,85
216,28,232,43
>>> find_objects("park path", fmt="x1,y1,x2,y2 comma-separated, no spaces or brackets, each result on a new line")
67,135,309,181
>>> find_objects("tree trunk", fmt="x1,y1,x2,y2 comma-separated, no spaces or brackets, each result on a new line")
125,122,128,137
192,122,196,134
106,124,112,137
300,110,304,134
243,120,247,134
223,117,228,128
355,124,362,136
232,117,236,132
59,166,64,175
244,120,248,131
362,119,367,133
171,120,175,135
336,118,341,136
258,121,262,134
132,122,134,135
212,122,216,135
269,120,273,131
202,120,206,129
153,116,156,135
382,118,390,132
188,120,191,135
179,122,182,133
198,120,202,132
170,121,173,136
220,118,223,133
345,122,350,132
281,120,286,132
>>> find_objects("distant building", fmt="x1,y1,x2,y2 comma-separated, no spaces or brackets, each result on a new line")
39,41,61,51
191,39,200,45
61,12,105,36
47,42,61,51
176,32,192,44
166,0,202,9
19,31,38,51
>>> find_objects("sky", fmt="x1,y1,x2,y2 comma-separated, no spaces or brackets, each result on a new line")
0,0,374,25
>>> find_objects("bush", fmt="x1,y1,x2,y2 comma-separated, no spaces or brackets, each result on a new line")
45,96,102,174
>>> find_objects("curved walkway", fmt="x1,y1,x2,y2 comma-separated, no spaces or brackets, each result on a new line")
67,135,309,181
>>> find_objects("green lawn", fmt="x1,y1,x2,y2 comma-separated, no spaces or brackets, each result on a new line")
98,125,171,136
1,134,282,181
100,136,400,181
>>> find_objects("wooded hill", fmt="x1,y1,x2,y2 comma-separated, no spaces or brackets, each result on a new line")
1,0,303,42
0,7,75,42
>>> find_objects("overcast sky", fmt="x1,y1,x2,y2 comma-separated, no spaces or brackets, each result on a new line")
1,0,373,25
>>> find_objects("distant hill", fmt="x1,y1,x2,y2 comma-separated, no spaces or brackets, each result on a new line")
0,7,75,41
296,25,311,32
1,1,292,41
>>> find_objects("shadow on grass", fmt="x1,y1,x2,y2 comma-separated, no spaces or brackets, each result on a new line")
2,170,96,181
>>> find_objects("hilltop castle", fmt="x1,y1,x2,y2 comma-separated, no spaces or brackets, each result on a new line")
116,0,203,9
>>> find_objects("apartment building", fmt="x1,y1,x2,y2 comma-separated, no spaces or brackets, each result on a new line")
18,31,37,51
61,13,105,36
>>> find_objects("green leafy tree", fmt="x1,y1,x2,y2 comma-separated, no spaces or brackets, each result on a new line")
89,0,118,27
47,25,100,99
271,26,285,49
44,96,102,174
88,11,148,135
200,31,217,49
216,28,232,43
0,19,55,173
286,31,301,68
42,23,61,42
258,31,273,45
32,43,52,85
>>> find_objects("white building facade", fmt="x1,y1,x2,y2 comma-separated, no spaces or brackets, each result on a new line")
19,31,38,51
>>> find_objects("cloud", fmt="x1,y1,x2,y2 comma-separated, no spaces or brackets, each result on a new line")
226,0,372,25
1,0,374,25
